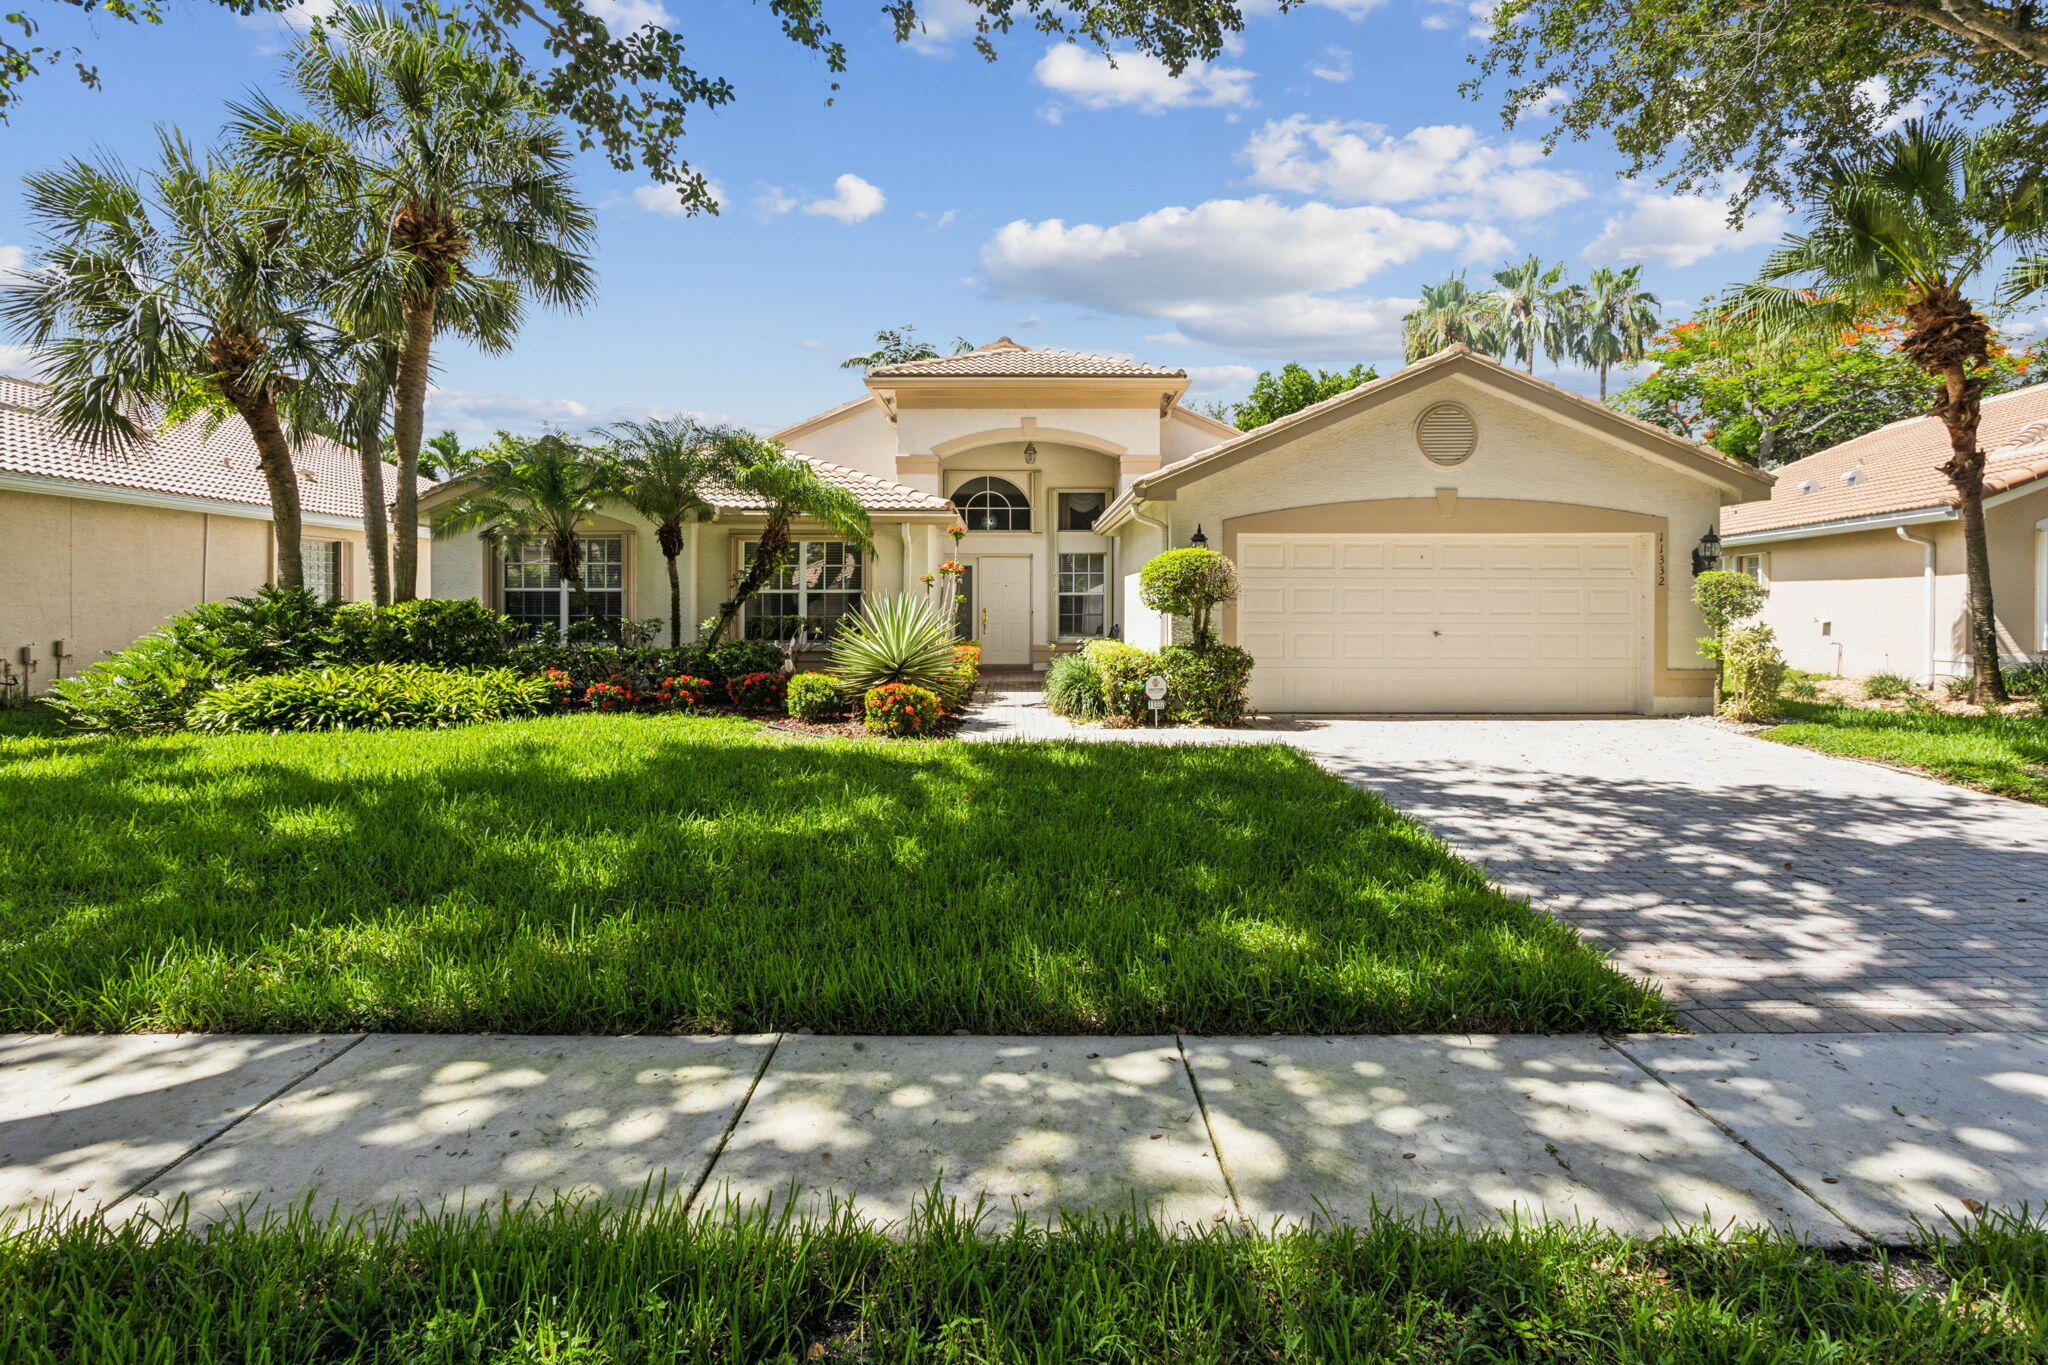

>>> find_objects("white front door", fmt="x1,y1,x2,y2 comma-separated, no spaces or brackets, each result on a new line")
975,557,1032,665
1235,533,1650,713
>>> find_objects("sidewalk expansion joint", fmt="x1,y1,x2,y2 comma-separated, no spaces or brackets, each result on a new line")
682,1032,784,1215
1175,1034,1247,1227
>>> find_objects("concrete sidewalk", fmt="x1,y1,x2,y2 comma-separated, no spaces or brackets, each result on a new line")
4,1031,2044,1245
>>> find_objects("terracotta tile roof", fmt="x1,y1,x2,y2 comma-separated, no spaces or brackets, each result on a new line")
1722,383,2048,537
866,337,1186,380
0,374,429,522
699,455,956,516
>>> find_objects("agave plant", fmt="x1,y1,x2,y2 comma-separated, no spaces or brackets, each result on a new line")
826,595,960,695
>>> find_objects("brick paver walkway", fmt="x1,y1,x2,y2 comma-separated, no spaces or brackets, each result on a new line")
958,690,2048,1033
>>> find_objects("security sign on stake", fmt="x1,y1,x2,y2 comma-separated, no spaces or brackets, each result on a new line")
1144,674,1168,722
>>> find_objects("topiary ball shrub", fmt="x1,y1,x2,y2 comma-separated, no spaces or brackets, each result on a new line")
584,678,639,712
1159,643,1255,726
652,675,713,710
726,671,789,712
864,682,944,737
786,672,846,722
1138,547,1240,646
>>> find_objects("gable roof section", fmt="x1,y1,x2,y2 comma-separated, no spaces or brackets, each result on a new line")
867,337,1186,380
1721,383,2048,539
0,375,426,523
1097,345,1772,531
699,455,953,515
769,392,882,445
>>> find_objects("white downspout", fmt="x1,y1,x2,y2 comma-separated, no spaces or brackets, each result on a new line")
1897,525,1937,686
1129,503,1170,646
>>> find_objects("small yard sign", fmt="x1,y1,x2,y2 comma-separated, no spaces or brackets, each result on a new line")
1144,674,1168,723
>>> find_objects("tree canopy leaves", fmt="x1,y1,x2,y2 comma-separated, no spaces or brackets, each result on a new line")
1229,362,1378,431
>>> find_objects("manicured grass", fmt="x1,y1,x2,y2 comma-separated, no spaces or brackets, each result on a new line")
1764,701,2048,803
0,712,1666,1035
4,1197,2042,1362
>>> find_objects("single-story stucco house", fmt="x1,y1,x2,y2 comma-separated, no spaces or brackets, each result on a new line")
1720,384,2048,684
427,339,1774,714
0,373,430,696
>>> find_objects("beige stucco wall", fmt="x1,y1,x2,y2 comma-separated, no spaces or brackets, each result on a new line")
1110,372,1737,712
2,485,422,694
778,399,897,481
1745,490,2045,680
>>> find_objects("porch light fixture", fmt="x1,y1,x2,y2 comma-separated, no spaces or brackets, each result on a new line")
1190,525,1209,548
1690,526,1722,577
1022,442,1038,463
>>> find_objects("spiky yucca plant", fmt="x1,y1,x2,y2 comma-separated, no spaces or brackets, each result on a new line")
827,596,960,696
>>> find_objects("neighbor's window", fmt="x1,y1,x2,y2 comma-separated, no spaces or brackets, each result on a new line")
301,540,344,602
1058,490,1107,532
952,476,1031,532
500,536,624,633
1058,552,1108,638
742,540,864,641
1732,553,1766,582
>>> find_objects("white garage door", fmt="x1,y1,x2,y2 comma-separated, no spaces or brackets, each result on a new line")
1236,533,1650,713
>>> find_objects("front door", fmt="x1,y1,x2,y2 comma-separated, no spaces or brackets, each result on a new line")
974,557,1032,665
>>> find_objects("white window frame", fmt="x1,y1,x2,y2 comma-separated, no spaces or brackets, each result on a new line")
1732,552,1767,583
741,538,865,642
1057,551,1109,639
951,475,1033,533
499,535,625,634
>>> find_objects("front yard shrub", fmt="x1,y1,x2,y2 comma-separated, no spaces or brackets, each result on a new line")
704,638,786,683
537,667,576,707
828,595,960,695
653,675,713,710
509,643,698,694
726,671,788,712
1717,625,1787,723
1083,639,1160,721
864,681,943,737
938,643,980,714
2004,664,2047,698
330,598,513,667
1864,672,1913,700
583,678,640,712
1045,650,1109,720
187,665,550,733
786,671,846,721
45,634,228,733
1139,548,1239,646
1692,570,1769,638
1160,643,1255,726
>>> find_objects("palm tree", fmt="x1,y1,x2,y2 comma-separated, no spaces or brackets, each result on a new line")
1490,256,1573,371
1729,120,2048,704
1575,266,1662,400
333,337,399,605
237,4,595,602
0,131,342,590
607,416,727,647
703,435,876,643
432,432,619,635
1402,274,1502,361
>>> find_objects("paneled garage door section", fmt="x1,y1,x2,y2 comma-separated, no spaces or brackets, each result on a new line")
1235,534,1648,713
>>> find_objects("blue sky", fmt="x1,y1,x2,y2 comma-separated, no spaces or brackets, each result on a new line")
0,0,1836,439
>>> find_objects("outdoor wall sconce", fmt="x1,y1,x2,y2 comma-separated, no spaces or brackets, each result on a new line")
1022,442,1037,463
1190,525,1209,548
1691,526,1722,577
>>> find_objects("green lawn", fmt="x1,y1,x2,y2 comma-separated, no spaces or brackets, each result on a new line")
0,712,1666,1035
1764,701,2048,803
4,1198,2041,1362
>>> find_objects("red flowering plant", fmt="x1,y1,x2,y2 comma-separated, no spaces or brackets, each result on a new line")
946,522,966,548
538,667,576,707
652,674,713,710
584,679,638,712
864,682,943,737
935,560,965,576
726,670,788,712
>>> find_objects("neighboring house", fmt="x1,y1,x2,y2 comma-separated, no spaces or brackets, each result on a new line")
428,339,1773,714
1720,384,2048,683
0,374,430,696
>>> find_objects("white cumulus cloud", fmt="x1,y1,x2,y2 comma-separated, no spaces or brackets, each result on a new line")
1581,187,1789,268
585,0,672,29
1307,47,1353,82
1034,44,1255,113
1241,116,1583,220
754,174,886,224
629,179,726,216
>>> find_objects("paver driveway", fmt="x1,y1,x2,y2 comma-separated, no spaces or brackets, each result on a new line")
960,692,2048,1032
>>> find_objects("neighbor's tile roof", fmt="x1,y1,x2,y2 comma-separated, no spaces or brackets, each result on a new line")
1723,383,2048,537
700,455,955,515
0,374,429,521
867,337,1186,380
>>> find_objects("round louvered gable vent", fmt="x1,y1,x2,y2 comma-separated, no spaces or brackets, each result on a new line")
1415,403,1477,466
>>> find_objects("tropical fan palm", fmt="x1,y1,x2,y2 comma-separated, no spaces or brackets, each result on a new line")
607,416,727,647
827,595,963,695
1402,274,1503,361
705,434,875,642
1575,265,1661,399
0,130,347,590
234,4,596,601
1726,119,2048,702
431,432,618,633
1490,256,1573,371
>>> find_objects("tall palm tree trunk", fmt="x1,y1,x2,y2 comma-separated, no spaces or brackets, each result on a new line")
1934,364,2010,703
656,520,685,648
233,388,307,592
357,424,393,606
390,290,437,601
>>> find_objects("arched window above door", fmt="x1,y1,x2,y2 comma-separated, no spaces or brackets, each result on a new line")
951,476,1032,532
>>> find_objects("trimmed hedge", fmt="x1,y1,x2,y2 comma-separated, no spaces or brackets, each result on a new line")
786,672,846,721
187,665,552,733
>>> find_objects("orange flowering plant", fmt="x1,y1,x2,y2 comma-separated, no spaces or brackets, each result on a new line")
863,681,943,737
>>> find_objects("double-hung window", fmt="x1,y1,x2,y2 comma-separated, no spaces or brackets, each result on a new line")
742,540,864,641
500,536,624,633
1057,552,1108,638
1732,552,1766,582
301,540,344,602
